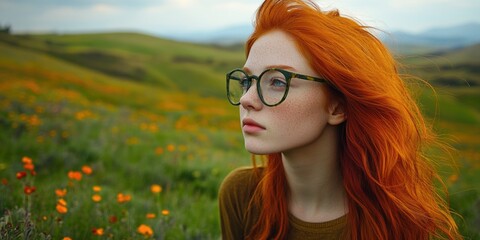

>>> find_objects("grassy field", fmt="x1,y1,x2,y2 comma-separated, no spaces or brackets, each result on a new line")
0,32,479,239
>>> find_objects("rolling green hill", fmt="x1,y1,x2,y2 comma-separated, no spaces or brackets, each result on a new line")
399,43,480,87
0,32,246,98
397,43,480,115
0,31,479,239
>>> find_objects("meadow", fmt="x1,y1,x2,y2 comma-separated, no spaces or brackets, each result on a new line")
0,32,479,239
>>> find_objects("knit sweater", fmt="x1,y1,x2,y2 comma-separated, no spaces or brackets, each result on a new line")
219,167,347,239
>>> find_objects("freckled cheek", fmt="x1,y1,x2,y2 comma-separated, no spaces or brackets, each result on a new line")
269,101,313,131
272,93,327,130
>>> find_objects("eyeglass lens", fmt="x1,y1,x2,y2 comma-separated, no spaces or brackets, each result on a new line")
228,69,288,106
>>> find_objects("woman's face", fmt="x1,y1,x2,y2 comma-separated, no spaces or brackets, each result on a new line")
240,30,334,155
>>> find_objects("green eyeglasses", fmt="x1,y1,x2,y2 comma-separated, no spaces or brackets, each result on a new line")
226,68,327,107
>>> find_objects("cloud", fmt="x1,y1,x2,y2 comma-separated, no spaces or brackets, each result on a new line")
172,0,195,8
213,1,258,11
91,4,121,14
4,0,166,9
314,0,480,32
133,0,258,33
1,0,479,34
387,0,463,8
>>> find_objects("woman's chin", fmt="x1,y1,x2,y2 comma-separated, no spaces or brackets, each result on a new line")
244,144,276,155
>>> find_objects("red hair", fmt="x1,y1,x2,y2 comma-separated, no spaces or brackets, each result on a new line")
246,0,461,239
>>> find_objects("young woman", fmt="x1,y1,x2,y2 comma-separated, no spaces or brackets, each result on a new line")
219,0,462,239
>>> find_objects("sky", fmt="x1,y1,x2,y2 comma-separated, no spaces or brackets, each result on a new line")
1,0,479,36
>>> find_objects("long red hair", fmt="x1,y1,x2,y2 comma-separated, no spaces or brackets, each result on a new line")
245,0,461,239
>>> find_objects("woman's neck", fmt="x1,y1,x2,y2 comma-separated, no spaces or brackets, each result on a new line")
281,125,347,222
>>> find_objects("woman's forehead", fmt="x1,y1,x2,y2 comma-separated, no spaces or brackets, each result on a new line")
244,30,314,76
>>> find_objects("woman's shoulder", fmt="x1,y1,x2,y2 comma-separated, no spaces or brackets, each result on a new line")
219,167,264,238
222,166,263,182
219,166,264,195
219,167,263,201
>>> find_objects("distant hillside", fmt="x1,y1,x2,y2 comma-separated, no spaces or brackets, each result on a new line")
424,43,480,64
382,22,480,54
0,32,245,98
399,43,480,93
1,30,478,113
165,22,480,55
162,25,253,46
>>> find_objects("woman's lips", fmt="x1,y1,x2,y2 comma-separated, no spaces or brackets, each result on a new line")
242,118,266,133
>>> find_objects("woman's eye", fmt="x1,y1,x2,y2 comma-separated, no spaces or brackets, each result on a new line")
240,78,252,89
270,78,287,88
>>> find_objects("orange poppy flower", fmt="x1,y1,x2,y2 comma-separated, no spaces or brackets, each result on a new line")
448,174,459,183
109,215,118,223
68,171,82,181
137,224,153,237
22,156,33,165
23,163,35,171
92,194,102,202
155,147,164,155
63,237,72,240
166,144,175,152
16,171,27,180
146,213,156,219
81,165,92,175
161,209,170,216
117,193,131,203
58,198,67,206
24,185,36,195
55,188,67,197
56,204,68,214
150,184,162,194
92,186,102,192
92,228,104,236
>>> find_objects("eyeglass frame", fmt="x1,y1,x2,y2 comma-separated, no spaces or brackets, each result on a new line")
226,68,328,107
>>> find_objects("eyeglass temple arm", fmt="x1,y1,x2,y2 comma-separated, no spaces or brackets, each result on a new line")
293,73,326,83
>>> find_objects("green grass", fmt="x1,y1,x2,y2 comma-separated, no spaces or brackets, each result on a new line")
398,44,480,87
417,87,480,124
0,32,479,239
0,35,248,239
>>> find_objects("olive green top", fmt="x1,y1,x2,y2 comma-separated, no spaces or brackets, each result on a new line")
219,167,347,239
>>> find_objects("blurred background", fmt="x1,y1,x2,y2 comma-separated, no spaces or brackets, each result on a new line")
0,0,479,239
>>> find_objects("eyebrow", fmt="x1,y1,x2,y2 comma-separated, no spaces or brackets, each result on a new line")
243,65,298,74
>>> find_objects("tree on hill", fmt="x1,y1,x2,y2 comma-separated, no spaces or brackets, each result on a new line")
0,24,11,34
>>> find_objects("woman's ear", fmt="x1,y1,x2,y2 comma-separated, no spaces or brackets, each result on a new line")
327,100,347,126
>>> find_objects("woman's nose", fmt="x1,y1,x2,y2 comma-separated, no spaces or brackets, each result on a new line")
239,83,263,110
